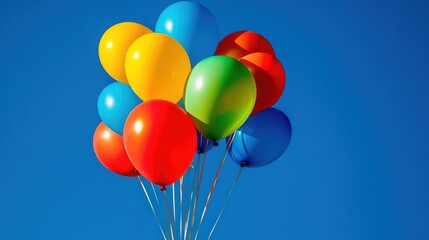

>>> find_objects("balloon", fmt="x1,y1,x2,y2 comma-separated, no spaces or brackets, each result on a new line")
125,33,191,103
197,132,213,153
215,30,275,59
97,82,141,135
184,55,256,140
228,108,292,168
123,100,197,187
93,122,139,177
98,22,152,84
176,99,214,152
177,99,213,152
155,1,219,65
177,100,213,152
239,53,286,115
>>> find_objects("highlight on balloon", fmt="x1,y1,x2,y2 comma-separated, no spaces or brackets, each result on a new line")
93,1,292,239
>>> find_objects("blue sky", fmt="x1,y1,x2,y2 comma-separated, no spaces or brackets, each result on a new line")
1,0,429,239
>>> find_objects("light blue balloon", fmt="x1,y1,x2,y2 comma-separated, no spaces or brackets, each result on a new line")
155,1,219,65
97,82,141,135
228,108,292,168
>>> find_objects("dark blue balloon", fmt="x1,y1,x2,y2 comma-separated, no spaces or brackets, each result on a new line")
197,131,213,153
229,108,292,168
155,1,219,66
97,82,141,135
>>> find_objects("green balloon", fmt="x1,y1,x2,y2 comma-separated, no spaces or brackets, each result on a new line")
184,56,256,140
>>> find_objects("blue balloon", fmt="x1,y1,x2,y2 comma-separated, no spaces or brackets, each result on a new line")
97,82,141,135
155,1,219,65
197,131,213,153
228,108,292,168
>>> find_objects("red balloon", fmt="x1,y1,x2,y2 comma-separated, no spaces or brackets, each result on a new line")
239,52,286,115
123,100,197,187
93,122,139,177
215,30,275,59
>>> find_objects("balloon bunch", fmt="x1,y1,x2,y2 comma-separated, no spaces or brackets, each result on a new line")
92,1,292,239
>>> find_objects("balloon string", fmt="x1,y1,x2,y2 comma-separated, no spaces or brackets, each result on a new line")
208,166,244,240
187,155,202,240
188,139,209,240
194,132,236,240
180,176,183,240
137,176,167,240
182,168,192,240
184,153,200,240
151,182,161,208
151,182,170,239
198,133,203,154
164,189,175,240
172,183,176,225
183,201,192,240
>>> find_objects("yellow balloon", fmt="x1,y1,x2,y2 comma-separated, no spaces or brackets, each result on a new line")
98,22,152,84
125,33,191,103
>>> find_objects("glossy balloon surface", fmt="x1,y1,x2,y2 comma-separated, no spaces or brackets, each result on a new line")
98,22,152,84
93,122,139,176
229,108,292,168
97,82,141,134
240,52,286,115
155,1,219,65
184,56,256,140
215,30,275,59
125,33,191,103
123,100,197,186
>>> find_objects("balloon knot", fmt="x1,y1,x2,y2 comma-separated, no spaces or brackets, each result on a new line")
213,140,219,146
160,185,166,191
240,161,247,168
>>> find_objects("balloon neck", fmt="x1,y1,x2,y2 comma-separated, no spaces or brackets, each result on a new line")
240,161,247,168
160,185,166,191
213,140,219,146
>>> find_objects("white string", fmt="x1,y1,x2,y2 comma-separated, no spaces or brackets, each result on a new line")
179,176,183,239
137,177,167,240
163,189,175,240
188,139,209,240
151,182,160,207
194,132,236,240
172,183,176,224
184,154,199,240
208,166,244,240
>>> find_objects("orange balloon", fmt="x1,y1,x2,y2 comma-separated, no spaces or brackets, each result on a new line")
239,53,286,115
215,31,275,59
93,122,139,177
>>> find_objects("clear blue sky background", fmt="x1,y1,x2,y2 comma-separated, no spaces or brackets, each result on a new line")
1,0,429,239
